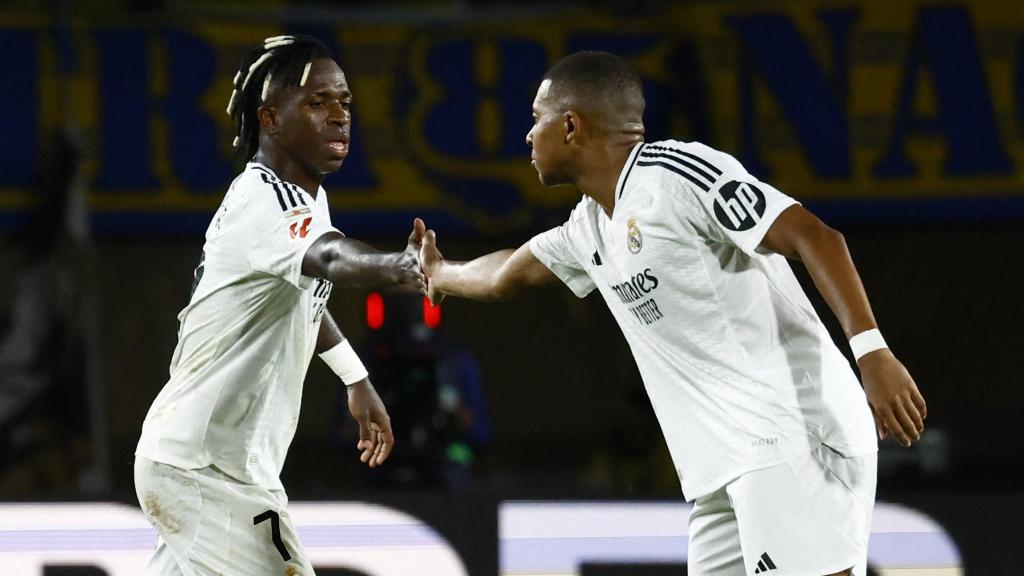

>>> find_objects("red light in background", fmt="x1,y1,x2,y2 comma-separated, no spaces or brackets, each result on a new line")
366,292,384,329
423,296,441,328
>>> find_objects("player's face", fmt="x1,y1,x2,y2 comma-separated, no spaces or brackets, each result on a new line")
273,58,352,176
526,80,573,187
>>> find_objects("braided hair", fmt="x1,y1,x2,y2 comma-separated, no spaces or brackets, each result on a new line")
226,35,333,160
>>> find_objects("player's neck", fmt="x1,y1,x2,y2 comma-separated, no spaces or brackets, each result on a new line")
252,150,323,198
576,140,639,218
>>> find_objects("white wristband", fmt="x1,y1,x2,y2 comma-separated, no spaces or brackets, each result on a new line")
319,339,368,386
849,328,887,361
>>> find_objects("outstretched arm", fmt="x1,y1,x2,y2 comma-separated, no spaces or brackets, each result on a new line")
760,205,927,447
419,230,559,303
318,311,393,468
303,218,425,290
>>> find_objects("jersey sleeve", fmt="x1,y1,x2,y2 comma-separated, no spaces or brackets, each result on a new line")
528,206,596,298
244,174,340,289
672,143,799,255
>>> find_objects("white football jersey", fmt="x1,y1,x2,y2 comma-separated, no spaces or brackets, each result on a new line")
136,162,337,489
530,141,877,499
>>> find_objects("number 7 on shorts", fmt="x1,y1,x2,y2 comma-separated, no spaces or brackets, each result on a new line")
253,510,292,561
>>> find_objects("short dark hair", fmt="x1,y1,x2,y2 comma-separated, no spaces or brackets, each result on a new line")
543,51,644,115
226,35,333,161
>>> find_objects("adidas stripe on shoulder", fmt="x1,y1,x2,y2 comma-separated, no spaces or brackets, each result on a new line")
636,142,724,193
250,165,309,212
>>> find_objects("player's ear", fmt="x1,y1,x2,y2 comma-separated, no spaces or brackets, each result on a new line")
257,105,278,135
564,110,576,144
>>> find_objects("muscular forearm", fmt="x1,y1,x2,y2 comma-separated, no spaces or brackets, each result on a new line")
432,249,520,300
316,310,345,354
793,227,878,338
320,238,406,288
763,207,879,339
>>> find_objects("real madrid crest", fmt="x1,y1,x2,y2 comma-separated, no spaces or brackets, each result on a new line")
626,216,643,254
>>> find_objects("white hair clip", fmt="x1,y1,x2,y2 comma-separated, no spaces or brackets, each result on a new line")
264,35,295,50
299,61,312,87
262,72,273,101
241,50,276,92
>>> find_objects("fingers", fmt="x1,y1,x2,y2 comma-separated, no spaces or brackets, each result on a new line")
357,435,377,465
400,250,426,288
371,430,391,467
427,286,446,306
357,438,374,464
891,402,921,447
357,428,393,468
904,396,925,435
912,387,928,421
877,397,923,448
355,413,375,463
869,405,887,440
418,229,442,291
408,217,426,247
411,269,426,291
354,418,394,468
372,415,395,467
862,358,926,448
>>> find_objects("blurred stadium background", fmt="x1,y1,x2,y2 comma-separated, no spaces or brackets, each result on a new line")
0,0,1022,574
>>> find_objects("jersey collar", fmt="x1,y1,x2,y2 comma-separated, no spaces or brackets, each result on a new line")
249,160,279,178
616,142,646,200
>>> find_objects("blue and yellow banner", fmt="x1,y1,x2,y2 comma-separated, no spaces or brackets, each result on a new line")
2,1,1023,235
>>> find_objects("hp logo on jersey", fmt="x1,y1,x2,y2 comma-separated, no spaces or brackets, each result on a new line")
713,181,766,231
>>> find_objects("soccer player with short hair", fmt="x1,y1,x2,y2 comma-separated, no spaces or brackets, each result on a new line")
134,35,423,575
419,51,927,576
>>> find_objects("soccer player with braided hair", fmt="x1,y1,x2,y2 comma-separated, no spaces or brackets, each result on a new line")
134,35,423,574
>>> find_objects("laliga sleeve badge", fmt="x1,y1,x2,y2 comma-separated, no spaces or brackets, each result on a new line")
626,216,643,254
289,216,312,239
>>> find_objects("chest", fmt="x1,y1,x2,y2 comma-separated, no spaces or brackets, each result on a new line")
581,197,687,329
586,191,694,283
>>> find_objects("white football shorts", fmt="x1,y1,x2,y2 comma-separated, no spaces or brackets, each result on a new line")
134,456,314,576
688,445,877,576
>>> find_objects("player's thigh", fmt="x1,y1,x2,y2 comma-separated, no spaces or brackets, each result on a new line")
135,458,314,575
726,449,874,576
814,446,877,576
135,457,207,575
215,472,315,575
687,487,745,576
147,536,186,576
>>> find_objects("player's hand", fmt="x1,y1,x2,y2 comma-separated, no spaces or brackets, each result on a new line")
419,229,446,305
393,218,426,290
859,349,927,447
346,379,394,467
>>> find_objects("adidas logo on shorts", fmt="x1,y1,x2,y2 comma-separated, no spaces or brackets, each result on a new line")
753,552,778,573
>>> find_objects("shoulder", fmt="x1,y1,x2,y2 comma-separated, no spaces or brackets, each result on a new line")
634,139,747,193
235,163,313,218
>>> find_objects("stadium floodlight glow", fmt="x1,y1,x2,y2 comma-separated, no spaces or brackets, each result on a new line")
366,292,385,330
423,296,441,328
